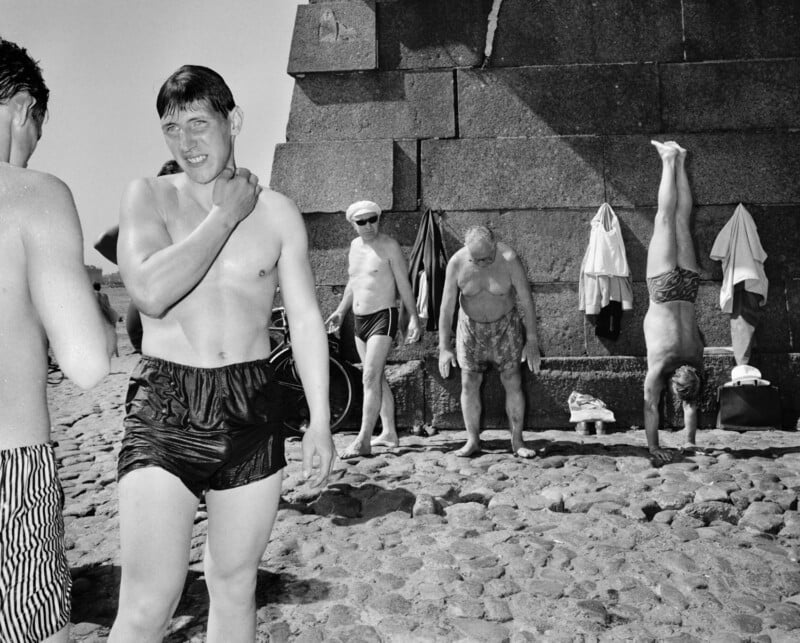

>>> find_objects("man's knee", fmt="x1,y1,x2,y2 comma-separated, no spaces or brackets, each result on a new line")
499,366,522,389
116,585,181,636
361,364,385,389
205,559,258,605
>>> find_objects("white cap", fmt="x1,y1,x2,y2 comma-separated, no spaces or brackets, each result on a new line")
345,200,381,222
730,364,770,386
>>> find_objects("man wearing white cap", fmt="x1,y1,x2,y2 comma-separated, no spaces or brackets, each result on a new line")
327,201,422,458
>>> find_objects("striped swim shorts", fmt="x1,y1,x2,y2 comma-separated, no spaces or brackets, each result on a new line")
0,443,71,642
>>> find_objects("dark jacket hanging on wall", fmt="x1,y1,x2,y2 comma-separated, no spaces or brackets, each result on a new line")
408,209,448,331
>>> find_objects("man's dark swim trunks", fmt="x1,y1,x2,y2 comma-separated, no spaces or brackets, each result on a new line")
354,307,398,342
647,266,700,304
118,356,286,498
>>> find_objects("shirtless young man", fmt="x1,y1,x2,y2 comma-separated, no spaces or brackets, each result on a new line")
0,38,115,643
109,65,335,642
644,140,704,464
438,226,541,457
326,200,421,459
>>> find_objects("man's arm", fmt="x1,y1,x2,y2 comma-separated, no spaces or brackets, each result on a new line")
387,239,421,342
117,169,260,317
437,256,460,378
325,281,353,333
25,175,113,389
507,250,541,373
276,195,335,486
643,368,672,462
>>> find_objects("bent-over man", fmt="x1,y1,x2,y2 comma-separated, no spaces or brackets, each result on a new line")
0,38,115,643
438,225,541,457
326,200,421,459
109,65,334,642
644,140,704,463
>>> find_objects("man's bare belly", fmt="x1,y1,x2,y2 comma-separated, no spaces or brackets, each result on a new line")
140,286,274,368
459,291,515,323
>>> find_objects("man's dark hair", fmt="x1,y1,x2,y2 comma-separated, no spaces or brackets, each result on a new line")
0,38,49,126
156,65,234,119
671,364,701,408
157,159,183,176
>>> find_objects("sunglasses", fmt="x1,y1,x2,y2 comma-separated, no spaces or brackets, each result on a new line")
354,215,379,226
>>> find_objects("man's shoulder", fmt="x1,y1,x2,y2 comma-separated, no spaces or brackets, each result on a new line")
0,166,72,217
497,241,519,260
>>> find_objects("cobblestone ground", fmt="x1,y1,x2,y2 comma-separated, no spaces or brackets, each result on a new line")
51,346,800,642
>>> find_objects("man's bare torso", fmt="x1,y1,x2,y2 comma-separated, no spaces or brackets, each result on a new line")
0,166,57,446
644,299,703,373
347,234,399,315
454,243,516,322
139,176,282,367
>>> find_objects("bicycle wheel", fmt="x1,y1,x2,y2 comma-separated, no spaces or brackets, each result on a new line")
269,348,353,435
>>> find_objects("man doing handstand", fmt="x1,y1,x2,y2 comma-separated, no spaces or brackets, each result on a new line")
644,140,704,463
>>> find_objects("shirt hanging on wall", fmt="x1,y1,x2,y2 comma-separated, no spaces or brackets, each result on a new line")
578,203,633,339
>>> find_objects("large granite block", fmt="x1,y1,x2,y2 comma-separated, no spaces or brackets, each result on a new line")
604,133,800,207
528,283,586,358
662,60,800,132
377,0,492,70
393,139,419,212
271,140,393,213
288,1,377,75
489,0,683,66
458,65,660,137
684,0,800,61
421,137,606,211
286,71,454,141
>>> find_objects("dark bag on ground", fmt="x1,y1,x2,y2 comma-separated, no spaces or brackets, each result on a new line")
716,384,782,430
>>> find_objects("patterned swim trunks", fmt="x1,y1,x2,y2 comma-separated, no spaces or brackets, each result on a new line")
647,266,700,304
456,308,524,373
0,443,71,643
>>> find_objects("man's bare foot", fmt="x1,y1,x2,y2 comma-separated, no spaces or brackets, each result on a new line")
341,439,371,459
513,446,537,459
651,139,678,160
454,442,481,457
370,432,399,448
666,140,687,156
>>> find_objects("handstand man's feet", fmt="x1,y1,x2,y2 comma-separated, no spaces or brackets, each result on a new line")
341,438,371,459
666,140,687,156
454,440,481,457
651,139,678,160
371,431,399,449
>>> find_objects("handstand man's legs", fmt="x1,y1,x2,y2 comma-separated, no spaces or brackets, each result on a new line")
648,140,679,278
672,144,698,273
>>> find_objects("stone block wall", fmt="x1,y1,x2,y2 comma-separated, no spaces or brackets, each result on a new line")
271,0,800,430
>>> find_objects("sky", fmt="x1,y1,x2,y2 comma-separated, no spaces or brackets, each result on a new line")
2,0,303,273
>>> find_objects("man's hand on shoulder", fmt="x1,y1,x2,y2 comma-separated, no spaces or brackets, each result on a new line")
212,166,262,226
